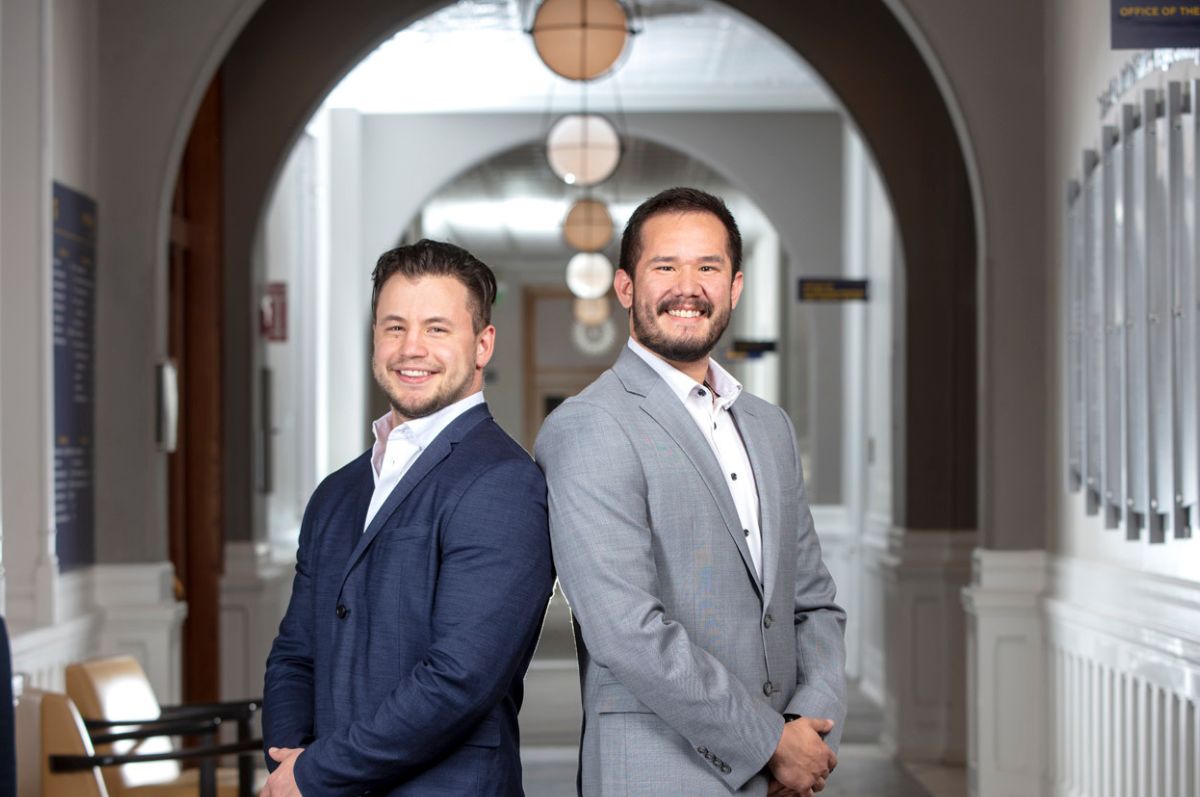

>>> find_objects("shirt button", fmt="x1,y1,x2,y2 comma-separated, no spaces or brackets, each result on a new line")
697,388,707,397
731,473,738,481
336,604,349,619
743,528,749,537
764,614,774,628
763,681,774,696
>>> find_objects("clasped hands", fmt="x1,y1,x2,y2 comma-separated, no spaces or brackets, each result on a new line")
767,717,837,797
260,746,305,797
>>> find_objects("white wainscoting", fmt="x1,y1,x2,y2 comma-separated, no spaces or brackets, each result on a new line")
8,562,184,699
811,505,860,681
220,541,295,702
1044,557,1200,797
859,511,890,706
882,527,974,764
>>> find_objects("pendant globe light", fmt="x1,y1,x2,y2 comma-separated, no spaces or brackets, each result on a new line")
531,0,631,82
573,296,611,325
546,113,620,186
565,252,614,299
563,198,614,251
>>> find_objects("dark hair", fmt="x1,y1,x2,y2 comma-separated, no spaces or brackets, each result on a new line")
618,187,743,276
371,239,497,333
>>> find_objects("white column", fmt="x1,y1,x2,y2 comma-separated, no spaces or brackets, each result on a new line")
880,528,974,764
1,0,58,629
325,108,369,472
961,548,1049,797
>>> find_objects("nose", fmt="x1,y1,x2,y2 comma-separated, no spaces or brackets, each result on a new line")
675,266,701,296
398,329,427,357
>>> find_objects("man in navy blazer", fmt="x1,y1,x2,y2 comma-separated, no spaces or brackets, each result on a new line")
261,240,554,797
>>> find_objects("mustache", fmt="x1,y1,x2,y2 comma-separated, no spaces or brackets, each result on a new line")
656,298,712,316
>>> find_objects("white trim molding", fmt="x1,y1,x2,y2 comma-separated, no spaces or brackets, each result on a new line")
962,548,1049,797
9,562,185,699
881,527,975,763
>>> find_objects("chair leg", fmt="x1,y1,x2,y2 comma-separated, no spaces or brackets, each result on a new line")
199,758,217,797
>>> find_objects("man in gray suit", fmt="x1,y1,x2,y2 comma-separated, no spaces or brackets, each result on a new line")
536,187,846,797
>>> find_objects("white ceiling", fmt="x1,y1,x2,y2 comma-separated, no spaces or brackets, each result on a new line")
419,137,773,263
324,0,835,114
319,0,819,265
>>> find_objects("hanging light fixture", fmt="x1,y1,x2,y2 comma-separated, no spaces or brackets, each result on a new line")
573,296,611,325
565,252,614,299
573,317,617,355
531,0,631,82
546,114,620,186
563,198,614,251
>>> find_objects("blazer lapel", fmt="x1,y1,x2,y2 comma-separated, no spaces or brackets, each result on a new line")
729,400,781,605
616,350,762,597
338,403,491,590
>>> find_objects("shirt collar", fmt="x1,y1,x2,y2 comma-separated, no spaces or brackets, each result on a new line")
626,337,742,408
371,390,486,453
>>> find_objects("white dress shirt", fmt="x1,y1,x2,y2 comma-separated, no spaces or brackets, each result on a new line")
626,338,764,580
364,391,486,531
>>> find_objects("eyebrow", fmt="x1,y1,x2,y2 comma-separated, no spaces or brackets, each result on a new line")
378,314,456,325
646,254,727,264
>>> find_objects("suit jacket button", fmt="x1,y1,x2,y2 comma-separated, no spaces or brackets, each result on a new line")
721,764,731,774
763,613,774,628
697,746,708,756
763,681,774,696
336,604,349,619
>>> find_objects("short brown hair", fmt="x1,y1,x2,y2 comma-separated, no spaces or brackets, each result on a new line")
371,239,497,333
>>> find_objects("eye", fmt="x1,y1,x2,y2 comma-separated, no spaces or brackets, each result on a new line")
429,326,448,334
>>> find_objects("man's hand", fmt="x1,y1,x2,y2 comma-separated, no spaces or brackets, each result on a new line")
260,747,305,797
767,717,837,795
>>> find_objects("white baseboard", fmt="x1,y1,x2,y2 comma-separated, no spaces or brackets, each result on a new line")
881,528,974,764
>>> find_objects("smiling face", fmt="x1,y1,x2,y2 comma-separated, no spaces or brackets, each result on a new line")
371,274,495,424
615,211,743,381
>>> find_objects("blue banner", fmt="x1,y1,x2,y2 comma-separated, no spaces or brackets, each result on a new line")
1112,2,1200,48
52,182,97,571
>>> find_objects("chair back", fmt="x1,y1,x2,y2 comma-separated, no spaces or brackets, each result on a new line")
0,616,15,797
65,656,179,795
39,691,107,797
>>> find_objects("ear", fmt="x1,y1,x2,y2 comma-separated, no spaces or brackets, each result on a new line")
730,271,744,310
614,267,634,310
475,324,496,370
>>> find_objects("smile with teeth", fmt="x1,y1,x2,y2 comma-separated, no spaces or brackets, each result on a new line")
666,309,704,318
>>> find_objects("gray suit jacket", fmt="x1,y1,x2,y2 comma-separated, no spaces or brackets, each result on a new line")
535,347,847,797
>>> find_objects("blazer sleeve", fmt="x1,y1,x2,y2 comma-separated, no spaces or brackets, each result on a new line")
536,400,785,792
291,457,554,795
262,493,320,766
777,408,848,750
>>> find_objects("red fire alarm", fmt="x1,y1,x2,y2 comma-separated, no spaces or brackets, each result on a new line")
260,282,287,342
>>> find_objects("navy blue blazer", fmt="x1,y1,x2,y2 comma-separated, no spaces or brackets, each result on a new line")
263,404,554,796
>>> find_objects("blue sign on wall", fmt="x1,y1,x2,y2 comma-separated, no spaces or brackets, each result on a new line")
52,182,97,571
1112,1,1200,48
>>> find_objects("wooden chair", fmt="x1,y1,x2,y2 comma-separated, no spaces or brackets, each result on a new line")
64,656,261,797
42,690,251,797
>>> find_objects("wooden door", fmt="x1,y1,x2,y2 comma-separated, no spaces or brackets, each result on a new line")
168,75,225,704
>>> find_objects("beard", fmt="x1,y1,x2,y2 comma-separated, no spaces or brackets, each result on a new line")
631,293,731,364
372,359,474,423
